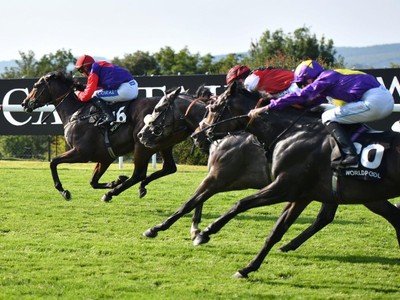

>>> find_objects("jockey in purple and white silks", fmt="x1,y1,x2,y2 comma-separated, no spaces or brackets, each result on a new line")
249,60,394,168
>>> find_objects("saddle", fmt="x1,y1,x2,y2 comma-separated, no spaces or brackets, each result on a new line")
330,124,395,181
70,101,131,133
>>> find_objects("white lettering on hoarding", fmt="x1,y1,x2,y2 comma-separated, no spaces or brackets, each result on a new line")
2,88,62,126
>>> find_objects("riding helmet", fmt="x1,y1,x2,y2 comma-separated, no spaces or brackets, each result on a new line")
75,55,95,73
226,65,251,84
293,60,324,84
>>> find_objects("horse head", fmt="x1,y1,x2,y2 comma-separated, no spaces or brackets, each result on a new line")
22,71,75,113
138,86,209,150
192,82,261,147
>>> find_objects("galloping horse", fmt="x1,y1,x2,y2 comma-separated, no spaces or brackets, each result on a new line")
192,81,400,278
138,86,340,251
21,71,193,202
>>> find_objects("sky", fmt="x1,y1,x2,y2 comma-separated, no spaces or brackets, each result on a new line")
1,0,400,61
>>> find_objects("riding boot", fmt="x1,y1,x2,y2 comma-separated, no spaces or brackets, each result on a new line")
325,121,359,167
91,97,115,127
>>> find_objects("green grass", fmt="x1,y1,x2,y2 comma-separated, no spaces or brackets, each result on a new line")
0,161,399,299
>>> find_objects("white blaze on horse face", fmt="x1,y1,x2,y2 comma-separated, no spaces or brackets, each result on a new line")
154,95,167,110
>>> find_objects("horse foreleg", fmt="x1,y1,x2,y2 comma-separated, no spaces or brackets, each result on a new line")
50,148,88,200
191,204,204,239
193,181,289,246
279,202,338,252
143,186,215,238
90,161,128,189
234,200,311,278
138,149,177,198
363,200,400,248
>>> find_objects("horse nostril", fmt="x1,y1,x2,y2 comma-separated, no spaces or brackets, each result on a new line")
137,132,143,139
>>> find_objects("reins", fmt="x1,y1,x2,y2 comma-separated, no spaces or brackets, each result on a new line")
262,108,311,153
41,90,74,124
191,115,249,137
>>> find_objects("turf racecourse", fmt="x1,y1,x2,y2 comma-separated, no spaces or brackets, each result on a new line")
0,161,399,299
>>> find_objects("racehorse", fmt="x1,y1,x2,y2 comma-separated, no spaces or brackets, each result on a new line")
21,71,194,202
138,86,341,250
192,81,400,278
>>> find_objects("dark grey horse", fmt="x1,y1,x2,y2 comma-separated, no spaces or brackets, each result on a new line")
138,86,339,250
192,82,400,278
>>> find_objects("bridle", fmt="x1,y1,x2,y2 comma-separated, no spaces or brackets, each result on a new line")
198,91,245,142
25,73,74,123
146,95,204,137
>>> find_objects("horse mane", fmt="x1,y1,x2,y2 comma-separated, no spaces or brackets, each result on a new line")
47,70,74,88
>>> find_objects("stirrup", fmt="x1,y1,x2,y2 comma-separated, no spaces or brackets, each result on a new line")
340,155,359,168
96,116,114,127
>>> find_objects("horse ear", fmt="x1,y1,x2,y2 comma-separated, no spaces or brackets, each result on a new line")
167,86,181,101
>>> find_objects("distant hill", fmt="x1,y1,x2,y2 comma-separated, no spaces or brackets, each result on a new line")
336,43,400,68
1,45,399,73
214,43,400,69
0,60,17,74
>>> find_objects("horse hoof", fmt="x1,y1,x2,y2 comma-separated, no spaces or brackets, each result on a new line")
395,202,400,209
232,271,248,279
102,194,112,202
193,233,210,246
191,229,201,240
138,187,147,198
61,190,71,200
278,245,293,252
143,228,158,238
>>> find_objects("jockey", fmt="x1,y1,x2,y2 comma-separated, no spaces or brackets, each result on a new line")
248,60,394,168
226,65,251,84
75,54,139,126
226,65,299,98
243,67,300,98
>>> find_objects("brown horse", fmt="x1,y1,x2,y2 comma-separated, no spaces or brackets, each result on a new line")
21,71,193,202
138,86,340,250
192,82,400,278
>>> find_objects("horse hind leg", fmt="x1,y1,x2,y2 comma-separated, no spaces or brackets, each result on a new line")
363,200,400,248
232,200,311,278
90,161,128,189
279,202,338,252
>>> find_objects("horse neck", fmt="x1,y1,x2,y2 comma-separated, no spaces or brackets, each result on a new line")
179,97,207,132
248,110,322,146
55,94,85,125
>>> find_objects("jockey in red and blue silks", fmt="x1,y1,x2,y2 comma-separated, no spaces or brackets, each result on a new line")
75,54,138,126
249,60,394,168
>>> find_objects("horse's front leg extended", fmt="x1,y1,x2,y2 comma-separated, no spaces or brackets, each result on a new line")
50,148,88,200
90,161,128,189
138,149,177,198
193,181,289,246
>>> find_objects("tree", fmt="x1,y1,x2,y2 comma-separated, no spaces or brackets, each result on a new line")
112,51,160,75
1,49,76,79
244,26,343,69
154,46,207,75
1,51,37,78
